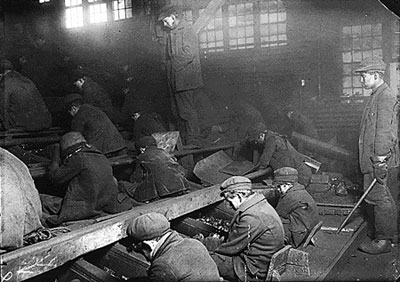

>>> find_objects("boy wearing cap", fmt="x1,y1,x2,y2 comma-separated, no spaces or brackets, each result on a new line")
212,176,284,282
355,57,399,254
125,136,202,203
246,122,312,186
64,94,127,157
274,167,319,248
126,212,221,282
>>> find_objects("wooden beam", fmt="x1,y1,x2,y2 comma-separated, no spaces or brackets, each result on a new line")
1,186,224,282
193,0,226,34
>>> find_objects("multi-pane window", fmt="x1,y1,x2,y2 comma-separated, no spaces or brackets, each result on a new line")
89,1,108,23
113,0,132,20
260,0,287,47
342,24,382,97
65,0,83,29
228,2,254,50
199,8,224,53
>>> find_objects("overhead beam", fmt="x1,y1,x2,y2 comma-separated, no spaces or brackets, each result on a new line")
193,0,226,34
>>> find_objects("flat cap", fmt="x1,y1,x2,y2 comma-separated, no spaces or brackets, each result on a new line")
274,167,298,183
158,5,182,21
127,213,170,241
63,93,83,108
135,136,157,150
354,57,386,73
247,122,267,140
220,176,252,195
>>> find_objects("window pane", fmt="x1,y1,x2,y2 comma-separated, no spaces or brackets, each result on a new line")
89,3,107,23
66,6,83,28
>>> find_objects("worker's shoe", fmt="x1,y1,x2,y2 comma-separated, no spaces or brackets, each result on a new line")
359,239,392,255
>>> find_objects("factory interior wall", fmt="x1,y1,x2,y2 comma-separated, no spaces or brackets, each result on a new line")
2,0,399,151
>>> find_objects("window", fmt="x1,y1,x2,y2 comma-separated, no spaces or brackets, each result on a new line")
342,24,382,98
39,0,50,3
260,0,287,47
228,2,254,50
113,0,132,20
89,2,108,23
199,8,224,53
65,0,83,28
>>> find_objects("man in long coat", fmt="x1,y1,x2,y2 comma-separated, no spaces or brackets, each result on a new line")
355,57,399,254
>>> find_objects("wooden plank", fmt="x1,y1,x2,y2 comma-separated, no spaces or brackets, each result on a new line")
193,0,226,34
58,259,120,282
0,186,224,282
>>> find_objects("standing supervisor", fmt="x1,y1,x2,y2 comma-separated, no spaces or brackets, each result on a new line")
211,176,285,282
126,212,222,282
356,57,399,255
158,5,207,146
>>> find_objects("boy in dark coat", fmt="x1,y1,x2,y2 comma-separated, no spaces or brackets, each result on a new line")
212,176,285,282
42,131,131,226
274,167,319,247
126,212,222,282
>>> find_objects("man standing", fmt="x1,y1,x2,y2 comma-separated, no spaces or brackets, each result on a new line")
158,5,206,146
355,57,399,254
212,176,285,282
126,212,222,282
274,167,319,248
64,93,127,157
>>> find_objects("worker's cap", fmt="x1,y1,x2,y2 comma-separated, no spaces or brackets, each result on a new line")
354,57,386,73
127,213,170,241
220,176,252,196
246,122,267,140
274,167,298,183
63,93,83,108
135,136,157,150
0,59,14,72
158,5,182,21
60,131,87,151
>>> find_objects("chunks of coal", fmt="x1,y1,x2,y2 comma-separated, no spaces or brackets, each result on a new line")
197,215,230,233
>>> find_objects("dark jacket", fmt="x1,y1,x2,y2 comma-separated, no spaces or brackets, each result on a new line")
48,144,130,224
129,147,189,202
81,76,121,123
258,131,312,186
166,19,203,92
359,83,399,174
71,104,126,155
0,70,52,131
133,112,166,140
215,194,284,282
148,231,221,282
275,183,319,247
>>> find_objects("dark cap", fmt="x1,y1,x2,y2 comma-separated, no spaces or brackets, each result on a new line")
274,167,298,183
158,5,182,21
135,136,157,150
220,176,252,196
127,213,170,241
60,131,87,151
354,57,386,73
247,122,267,140
63,93,83,108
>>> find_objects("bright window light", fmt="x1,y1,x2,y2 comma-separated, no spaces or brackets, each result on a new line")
65,0,82,7
66,6,84,28
113,0,132,20
39,0,50,3
89,3,108,23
